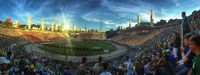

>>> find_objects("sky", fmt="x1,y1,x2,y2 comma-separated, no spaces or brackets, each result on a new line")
0,0,200,31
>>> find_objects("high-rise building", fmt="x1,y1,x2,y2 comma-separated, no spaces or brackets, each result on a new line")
150,9,154,26
41,18,45,31
27,16,31,29
51,22,54,32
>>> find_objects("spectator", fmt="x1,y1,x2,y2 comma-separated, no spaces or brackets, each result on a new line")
162,54,173,75
188,35,200,75
0,56,10,75
172,32,181,61
191,23,200,35
127,59,132,75
144,59,151,75
166,49,175,64
99,62,112,75
64,67,72,75
77,57,88,75
181,12,191,35
135,60,144,75
93,56,104,75
176,33,194,75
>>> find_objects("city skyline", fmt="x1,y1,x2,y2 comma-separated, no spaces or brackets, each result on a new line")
0,0,200,31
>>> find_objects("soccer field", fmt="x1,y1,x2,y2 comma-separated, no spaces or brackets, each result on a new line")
38,40,117,56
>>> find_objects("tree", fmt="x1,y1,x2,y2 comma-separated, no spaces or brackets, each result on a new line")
116,26,121,31
3,21,12,27
0,20,2,24
91,29,94,32
155,19,167,26
105,29,117,38
192,10,198,15
168,19,174,23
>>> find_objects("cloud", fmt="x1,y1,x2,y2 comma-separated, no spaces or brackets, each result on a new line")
139,12,150,22
154,8,182,22
106,25,112,28
82,15,100,22
0,0,200,31
103,19,115,25
82,13,116,25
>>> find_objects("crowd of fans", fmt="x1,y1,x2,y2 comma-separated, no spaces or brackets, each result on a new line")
0,12,200,75
0,35,69,75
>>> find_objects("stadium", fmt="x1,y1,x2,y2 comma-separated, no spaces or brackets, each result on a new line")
0,0,200,75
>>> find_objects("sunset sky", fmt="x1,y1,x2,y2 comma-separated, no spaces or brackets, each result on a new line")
0,0,200,31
